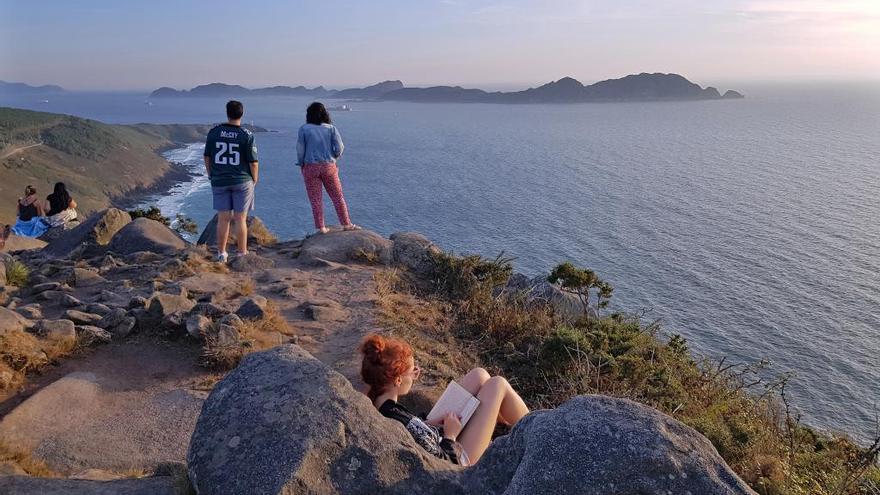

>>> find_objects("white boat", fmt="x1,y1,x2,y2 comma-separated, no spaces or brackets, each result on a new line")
330,104,352,112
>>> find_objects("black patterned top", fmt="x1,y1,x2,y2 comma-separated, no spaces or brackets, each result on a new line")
379,399,467,465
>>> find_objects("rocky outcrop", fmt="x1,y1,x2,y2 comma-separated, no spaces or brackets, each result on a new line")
44,208,131,258
106,218,186,255
463,395,756,494
196,214,276,247
1,234,47,253
187,345,462,495
299,229,392,265
505,272,593,321
187,345,755,495
390,232,441,275
0,307,35,334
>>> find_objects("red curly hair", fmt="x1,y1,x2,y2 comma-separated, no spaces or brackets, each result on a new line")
359,334,413,401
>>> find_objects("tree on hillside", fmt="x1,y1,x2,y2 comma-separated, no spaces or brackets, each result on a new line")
548,262,614,319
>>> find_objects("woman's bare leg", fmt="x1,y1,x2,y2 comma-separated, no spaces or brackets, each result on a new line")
458,368,490,396
458,368,514,424
458,376,530,463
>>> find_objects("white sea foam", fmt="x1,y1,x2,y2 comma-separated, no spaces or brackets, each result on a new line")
135,142,209,240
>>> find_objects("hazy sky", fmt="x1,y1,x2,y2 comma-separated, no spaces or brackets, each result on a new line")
1,0,878,90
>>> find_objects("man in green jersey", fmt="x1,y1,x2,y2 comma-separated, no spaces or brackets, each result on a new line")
203,100,259,262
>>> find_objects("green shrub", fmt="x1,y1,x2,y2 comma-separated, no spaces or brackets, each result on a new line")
430,251,513,301
5,261,29,287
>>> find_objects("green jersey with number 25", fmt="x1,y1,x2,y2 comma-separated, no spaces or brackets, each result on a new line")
204,124,259,187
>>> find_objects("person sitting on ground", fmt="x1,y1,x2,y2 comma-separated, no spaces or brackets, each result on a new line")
44,182,78,228
359,334,529,466
11,185,49,238
204,100,260,263
296,102,359,235
0,224,11,250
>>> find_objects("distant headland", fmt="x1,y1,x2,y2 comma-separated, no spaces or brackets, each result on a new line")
149,73,744,103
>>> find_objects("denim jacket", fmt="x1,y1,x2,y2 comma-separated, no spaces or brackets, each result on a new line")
296,123,344,167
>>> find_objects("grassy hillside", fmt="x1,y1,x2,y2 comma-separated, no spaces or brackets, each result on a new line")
0,107,213,223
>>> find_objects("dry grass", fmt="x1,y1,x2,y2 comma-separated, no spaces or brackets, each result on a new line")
200,303,293,370
0,328,77,392
248,220,277,246
0,441,57,477
373,269,475,392
353,248,381,264
5,260,30,287
237,279,255,297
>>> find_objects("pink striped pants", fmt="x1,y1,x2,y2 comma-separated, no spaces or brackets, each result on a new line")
301,163,351,229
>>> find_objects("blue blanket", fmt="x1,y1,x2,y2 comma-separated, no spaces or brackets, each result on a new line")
12,217,49,238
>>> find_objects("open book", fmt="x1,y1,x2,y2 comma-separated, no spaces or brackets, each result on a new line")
427,381,481,429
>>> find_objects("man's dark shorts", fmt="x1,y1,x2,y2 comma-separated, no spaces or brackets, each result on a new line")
212,181,254,213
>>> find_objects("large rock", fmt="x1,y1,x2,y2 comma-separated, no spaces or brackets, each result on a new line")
106,218,187,256
187,345,462,495
228,253,275,272
390,232,441,275
0,307,34,335
187,346,756,495
73,267,107,288
148,294,196,319
0,475,181,495
1,234,47,252
464,396,757,494
44,208,131,258
298,229,392,266
196,214,276,247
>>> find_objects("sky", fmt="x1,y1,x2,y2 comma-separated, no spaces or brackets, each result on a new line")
1,0,879,91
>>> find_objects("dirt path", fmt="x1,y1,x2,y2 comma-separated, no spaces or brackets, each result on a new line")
0,239,388,475
0,142,43,160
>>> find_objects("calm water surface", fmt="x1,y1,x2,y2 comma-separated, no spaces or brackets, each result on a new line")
3,84,878,442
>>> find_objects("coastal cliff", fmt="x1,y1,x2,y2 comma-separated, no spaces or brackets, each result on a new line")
0,211,875,493
0,108,265,223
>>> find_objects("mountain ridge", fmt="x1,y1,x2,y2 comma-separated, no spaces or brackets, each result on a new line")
148,73,744,103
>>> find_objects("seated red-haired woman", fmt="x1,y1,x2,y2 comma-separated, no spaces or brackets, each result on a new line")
359,334,529,466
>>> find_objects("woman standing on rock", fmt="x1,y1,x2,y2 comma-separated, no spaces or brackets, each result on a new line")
359,334,529,465
296,102,359,235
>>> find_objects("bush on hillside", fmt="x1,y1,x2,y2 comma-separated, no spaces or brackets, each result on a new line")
411,254,880,495
5,260,30,287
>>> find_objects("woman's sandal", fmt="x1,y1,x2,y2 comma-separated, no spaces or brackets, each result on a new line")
343,224,362,231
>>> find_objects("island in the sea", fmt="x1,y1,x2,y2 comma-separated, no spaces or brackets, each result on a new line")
149,73,744,103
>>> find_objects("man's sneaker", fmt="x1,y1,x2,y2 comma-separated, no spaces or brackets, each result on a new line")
215,252,228,263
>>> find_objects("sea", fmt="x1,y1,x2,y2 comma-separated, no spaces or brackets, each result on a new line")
2,83,878,443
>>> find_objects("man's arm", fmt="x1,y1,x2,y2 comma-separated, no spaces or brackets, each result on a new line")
249,161,259,185
204,155,212,177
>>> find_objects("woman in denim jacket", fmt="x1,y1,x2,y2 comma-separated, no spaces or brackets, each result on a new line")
296,102,359,234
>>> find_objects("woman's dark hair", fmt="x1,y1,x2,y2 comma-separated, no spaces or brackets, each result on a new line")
50,182,72,211
24,185,36,197
306,102,331,125
359,334,412,401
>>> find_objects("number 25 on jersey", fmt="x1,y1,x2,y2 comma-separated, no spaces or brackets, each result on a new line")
214,142,240,166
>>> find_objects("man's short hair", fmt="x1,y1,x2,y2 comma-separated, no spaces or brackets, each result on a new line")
226,100,244,120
